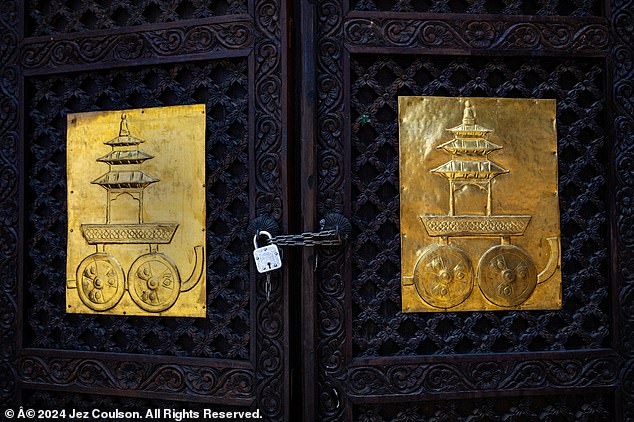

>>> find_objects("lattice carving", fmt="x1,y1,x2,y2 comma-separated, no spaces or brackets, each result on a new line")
349,0,601,15
354,394,612,421
26,0,248,36
24,60,251,359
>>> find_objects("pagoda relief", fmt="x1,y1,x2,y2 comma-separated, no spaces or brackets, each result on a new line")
399,97,562,312
66,106,207,317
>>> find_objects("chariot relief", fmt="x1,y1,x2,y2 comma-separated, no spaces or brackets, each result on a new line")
399,97,562,312
66,105,206,317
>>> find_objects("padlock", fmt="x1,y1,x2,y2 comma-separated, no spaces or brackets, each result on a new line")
253,231,282,273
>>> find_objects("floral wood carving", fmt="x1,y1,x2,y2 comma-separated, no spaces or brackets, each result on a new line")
19,356,254,401
22,20,255,73
612,0,634,419
354,394,612,421
0,0,19,407
347,353,620,397
254,0,287,420
344,17,609,53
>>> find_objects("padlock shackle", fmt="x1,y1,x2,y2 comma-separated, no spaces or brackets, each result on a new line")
254,230,273,249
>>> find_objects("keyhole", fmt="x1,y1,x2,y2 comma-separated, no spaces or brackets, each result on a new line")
267,262,272,269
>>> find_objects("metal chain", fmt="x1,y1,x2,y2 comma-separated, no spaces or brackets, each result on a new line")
262,229,343,247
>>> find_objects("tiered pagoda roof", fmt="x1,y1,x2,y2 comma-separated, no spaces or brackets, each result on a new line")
92,113,159,192
431,160,508,179
431,100,508,182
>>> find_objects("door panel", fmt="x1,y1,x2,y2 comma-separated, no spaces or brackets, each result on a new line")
304,0,631,420
0,0,290,419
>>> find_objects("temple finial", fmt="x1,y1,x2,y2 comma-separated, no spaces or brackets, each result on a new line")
462,100,476,126
119,113,130,136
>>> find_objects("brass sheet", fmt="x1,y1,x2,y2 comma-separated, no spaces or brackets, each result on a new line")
399,97,561,312
66,105,207,317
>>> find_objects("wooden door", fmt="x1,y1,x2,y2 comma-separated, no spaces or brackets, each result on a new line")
300,0,633,420
0,0,291,419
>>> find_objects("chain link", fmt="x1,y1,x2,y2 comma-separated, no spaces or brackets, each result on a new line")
261,229,343,247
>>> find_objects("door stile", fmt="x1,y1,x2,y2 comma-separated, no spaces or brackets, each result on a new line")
298,0,318,421
609,0,634,419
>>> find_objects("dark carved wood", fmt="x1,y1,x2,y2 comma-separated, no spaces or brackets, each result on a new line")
0,0,19,407
21,17,255,74
354,394,613,420
611,0,634,420
1,0,289,420
1,0,633,419
308,1,630,421
253,0,289,419
18,353,254,404
24,62,251,360
26,0,248,36
347,351,620,399
21,389,247,416
349,0,601,16
344,14,609,55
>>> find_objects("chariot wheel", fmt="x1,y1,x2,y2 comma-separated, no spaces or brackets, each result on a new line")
413,244,474,309
128,253,181,313
76,252,125,312
477,244,537,307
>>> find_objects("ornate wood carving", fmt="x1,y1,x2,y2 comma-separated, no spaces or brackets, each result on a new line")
25,62,251,359
344,16,609,54
3,0,288,418
253,0,287,420
0,0,19,407
19,355,254,402
314,2,348,420
354,394,612,420
611,0,634,419
347,352,620,398
349,0,601,15
312,1,627,421
22,19,255,74
25,0,248,36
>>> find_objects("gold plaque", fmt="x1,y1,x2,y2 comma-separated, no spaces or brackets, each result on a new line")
66,105,206,317
399,97,562,312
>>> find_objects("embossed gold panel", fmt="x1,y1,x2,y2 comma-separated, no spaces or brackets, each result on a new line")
66,105,206,317
399,97,561,312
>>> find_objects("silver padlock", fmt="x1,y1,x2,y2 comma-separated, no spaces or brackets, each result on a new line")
253,231,282,273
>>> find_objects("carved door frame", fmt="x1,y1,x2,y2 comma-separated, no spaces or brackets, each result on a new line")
1,0,292,419
298,0,633,420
